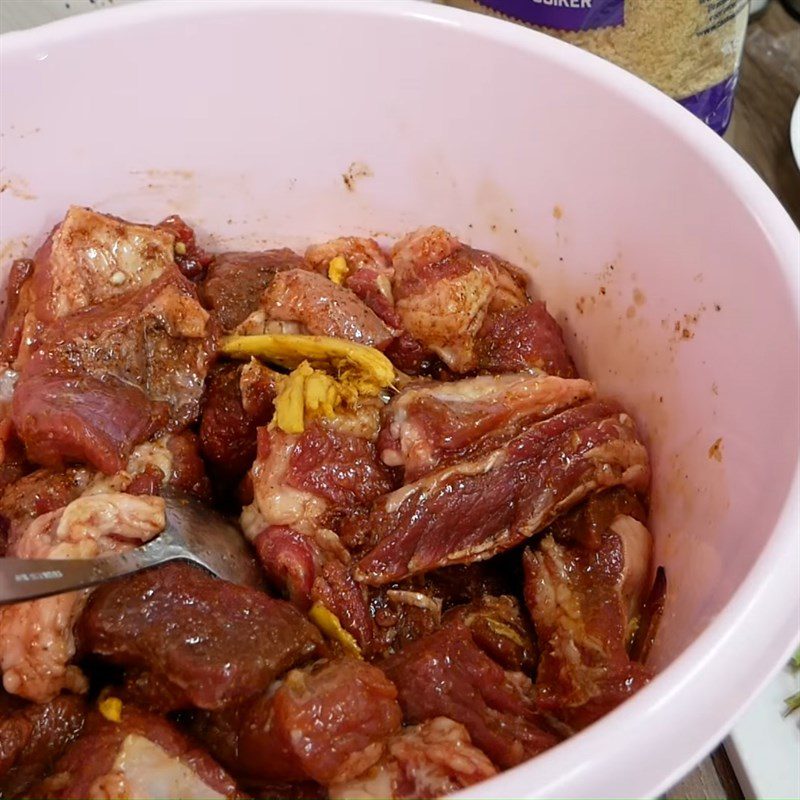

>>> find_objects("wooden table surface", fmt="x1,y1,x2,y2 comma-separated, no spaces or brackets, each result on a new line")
1,2,799,799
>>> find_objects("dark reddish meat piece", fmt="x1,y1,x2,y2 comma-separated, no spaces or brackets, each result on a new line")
34,706,241,799
0,418,28,496
254,525,379,654
0,692,86,798
195,659,402,785
11,372,165,474
383,334,441,377
311,560,378,654
423,559,517,612
345,267,401,329
445,595,537,674
630,566,667,664
0,258,34,362
356,400,650,585
523,523,655,730
383,615,558,769
254,525,317,608
78,562,322,711
201,249,307,331
477,301,576,377
550,486,647,551
199,363,276,490
156,215,212,281
164,431,212,501
378,373,595,482
247,419,391,653
287,424,393,507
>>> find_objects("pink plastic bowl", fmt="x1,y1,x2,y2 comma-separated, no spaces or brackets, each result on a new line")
1,2,798,797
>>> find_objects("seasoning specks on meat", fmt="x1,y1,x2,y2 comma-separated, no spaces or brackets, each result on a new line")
0,212,664,800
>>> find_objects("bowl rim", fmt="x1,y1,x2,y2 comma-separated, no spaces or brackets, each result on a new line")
2,2,799,797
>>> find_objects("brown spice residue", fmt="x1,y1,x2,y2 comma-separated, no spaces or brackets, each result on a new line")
552,205,563,220
626,305,636,319
711,382,719,396
0,178,36,200
708,438,723,462
681,328,694,339
342,162,373,192
633,288,646,306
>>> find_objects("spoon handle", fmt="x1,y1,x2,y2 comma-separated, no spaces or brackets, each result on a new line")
0,537,176,605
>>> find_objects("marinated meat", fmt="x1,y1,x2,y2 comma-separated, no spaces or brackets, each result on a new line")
523,517,655,730
0,493,165,702
195,658,402,785
378,372,595,481
201,249,307,331
199,362,277,490
77,562,322,711
383,611,558,768
10,208,184,369
156,215,213,282
12,268,215,474
243,417,392,650
356,400,650,585
11,372,165,475
0,466,93,550
0,213,665,799
305,237,399,329
445,595,537,674
550,486,647,551
0,692,87,798
23,270,214,425
26,207,177,324
0,258,34,363
284,421,394,509
390,227,529,372
476,301,576,377
236,269,394,350
34,705,241,799
328,717,497,800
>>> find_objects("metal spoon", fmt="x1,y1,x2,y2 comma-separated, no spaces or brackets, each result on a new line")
0,494,263,605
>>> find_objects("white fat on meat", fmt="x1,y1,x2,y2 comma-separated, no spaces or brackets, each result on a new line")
41,206,176,320
87,734,226,800
381,372,596,472
84,438,175,495
0,492,165,702
245,431,328,539
329,717,496,800
233,309,306,336
608,514,653,628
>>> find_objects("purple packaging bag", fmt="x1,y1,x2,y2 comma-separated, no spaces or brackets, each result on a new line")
473,0,747,134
